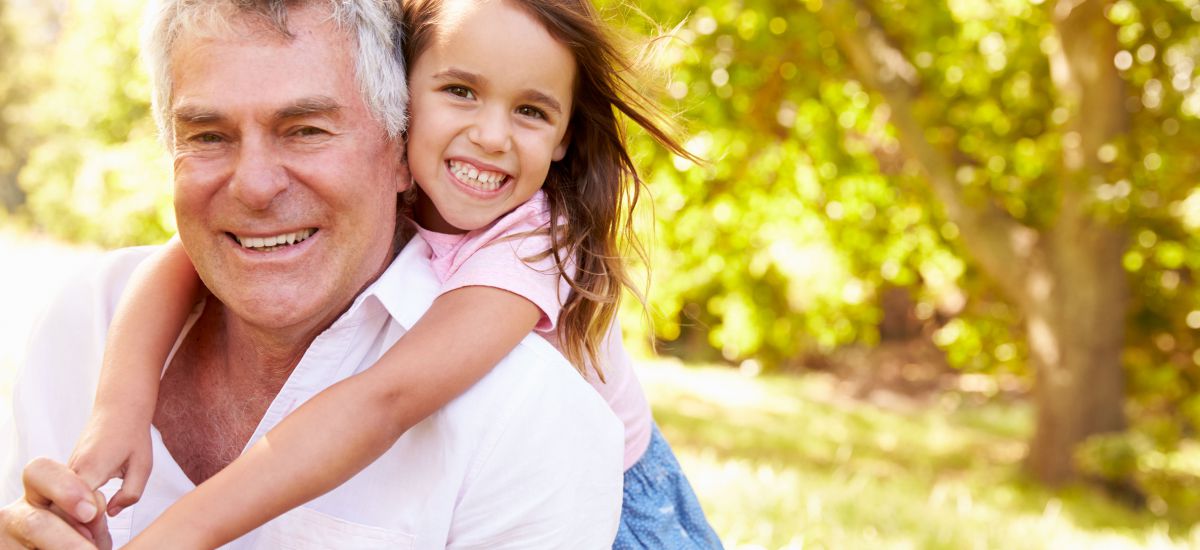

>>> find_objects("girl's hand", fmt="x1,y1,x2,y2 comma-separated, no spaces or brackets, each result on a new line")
67,412,153,517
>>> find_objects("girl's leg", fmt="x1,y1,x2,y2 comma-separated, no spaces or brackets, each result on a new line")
614,424,723,550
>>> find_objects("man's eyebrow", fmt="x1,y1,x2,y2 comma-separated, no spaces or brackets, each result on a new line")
275,96,343,121
173,105,223,126
171,97,343,127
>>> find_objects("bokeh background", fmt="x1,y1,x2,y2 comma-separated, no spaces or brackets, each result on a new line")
3,0,1200,548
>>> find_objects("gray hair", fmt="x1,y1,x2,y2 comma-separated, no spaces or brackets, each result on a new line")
141,0,407,147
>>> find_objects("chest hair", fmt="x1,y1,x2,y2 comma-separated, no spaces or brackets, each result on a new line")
152,320,289,485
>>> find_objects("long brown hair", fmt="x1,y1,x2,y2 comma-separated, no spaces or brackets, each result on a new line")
402,0,698,380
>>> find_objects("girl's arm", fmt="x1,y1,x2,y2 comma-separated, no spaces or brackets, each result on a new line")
126,285,541,549
68,238,201,515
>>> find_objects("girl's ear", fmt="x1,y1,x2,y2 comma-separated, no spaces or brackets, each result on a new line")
552,129,570,161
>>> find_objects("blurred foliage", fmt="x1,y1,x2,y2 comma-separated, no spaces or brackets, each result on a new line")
1076,432,1200,524
0,0,29,212
624,0,1200,375
3,0,173,247
612,0,1200,505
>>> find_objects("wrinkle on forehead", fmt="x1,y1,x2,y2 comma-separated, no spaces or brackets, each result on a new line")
168,3,355,94
172,1,344,46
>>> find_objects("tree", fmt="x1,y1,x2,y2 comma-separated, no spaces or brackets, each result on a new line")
817,0,1128,484
15,0,173,246
632,0,1200,485
0,0,29,211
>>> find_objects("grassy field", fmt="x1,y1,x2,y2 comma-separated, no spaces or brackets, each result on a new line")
2,228,1199,548
642,360,1200,549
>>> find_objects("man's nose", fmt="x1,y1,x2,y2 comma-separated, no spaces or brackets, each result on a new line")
229,136,288,210
467,106,513,154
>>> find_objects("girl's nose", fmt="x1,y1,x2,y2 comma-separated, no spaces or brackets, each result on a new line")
468,107,513,154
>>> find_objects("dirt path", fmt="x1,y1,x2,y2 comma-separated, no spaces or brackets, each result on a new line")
0,229,105,410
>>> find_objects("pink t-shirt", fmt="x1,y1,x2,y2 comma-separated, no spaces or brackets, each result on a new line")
413,191,652,470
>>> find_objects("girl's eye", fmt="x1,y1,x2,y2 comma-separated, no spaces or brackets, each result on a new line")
444,85,475,99
516,105,547,120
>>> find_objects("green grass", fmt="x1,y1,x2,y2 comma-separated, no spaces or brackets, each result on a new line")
640,359,1200,549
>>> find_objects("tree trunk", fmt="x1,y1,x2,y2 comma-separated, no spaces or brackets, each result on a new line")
1024,0,1131,484
1025,223,1128,483
820,0,1129,484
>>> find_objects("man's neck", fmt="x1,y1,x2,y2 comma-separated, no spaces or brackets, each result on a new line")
222,308,326,380
153,300,325,484
153,247,399,484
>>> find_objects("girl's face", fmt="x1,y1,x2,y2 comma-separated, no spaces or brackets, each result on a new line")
406,0,575,233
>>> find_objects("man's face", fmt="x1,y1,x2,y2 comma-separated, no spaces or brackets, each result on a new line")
169,5,405,333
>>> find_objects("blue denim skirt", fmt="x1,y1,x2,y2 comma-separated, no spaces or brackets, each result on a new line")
613,424,724,549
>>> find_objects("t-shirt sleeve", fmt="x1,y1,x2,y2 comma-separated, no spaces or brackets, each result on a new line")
436,196,570,333
441,235,564,332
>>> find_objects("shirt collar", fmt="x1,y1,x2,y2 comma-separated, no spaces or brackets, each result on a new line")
339,234,438,331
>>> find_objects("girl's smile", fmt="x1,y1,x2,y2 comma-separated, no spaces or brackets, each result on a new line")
446,158,512,194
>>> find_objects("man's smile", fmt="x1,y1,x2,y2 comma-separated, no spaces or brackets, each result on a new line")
230,228,318,252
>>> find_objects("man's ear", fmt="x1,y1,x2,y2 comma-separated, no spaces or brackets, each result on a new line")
552,129,570,162
397,150,412,192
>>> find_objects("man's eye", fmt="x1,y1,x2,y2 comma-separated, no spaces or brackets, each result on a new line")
444,85,475,99
516,105,547,120
192,133,224,144
294,126,328,137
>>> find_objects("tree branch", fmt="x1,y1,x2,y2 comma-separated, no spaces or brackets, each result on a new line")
817,0,1041,307
1049,0,1127,227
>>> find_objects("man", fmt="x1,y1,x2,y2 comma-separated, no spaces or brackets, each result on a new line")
0,0,623,547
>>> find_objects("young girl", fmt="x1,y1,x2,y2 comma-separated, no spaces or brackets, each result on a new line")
70,0,722,547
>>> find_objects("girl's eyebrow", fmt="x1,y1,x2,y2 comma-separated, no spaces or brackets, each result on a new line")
434,67,563,116
518,90,563,117
433,68,483,88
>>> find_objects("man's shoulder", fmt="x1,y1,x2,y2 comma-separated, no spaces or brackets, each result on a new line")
420,335,623,545
443,335,620,435
26,245,160,346
383,236,619,438
2,246,160,502
48,245,160,316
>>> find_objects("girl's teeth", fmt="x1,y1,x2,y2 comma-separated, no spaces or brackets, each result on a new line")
449,160,506,191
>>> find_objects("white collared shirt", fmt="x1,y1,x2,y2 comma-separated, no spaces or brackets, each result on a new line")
1,235,623,549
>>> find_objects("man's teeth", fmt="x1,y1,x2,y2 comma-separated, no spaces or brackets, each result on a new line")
449,160,507,191
235,228,316,251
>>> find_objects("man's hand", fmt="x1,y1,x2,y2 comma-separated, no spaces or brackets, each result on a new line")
0,457,112,549
69,412,153,516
